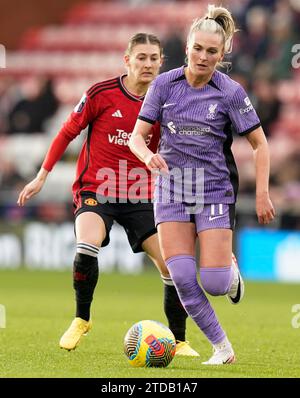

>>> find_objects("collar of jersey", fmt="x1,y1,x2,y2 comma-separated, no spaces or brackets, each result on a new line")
180,65,220,91
119,75,145,102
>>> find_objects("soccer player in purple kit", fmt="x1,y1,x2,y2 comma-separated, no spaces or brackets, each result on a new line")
129,5,275,364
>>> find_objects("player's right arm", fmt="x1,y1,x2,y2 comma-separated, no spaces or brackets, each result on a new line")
17,91,97,206
129,119,168,175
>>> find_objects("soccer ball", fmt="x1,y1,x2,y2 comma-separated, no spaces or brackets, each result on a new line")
124,320,176,368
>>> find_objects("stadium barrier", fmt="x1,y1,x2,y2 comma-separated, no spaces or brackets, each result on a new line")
1,223,300,282
0,222,144,273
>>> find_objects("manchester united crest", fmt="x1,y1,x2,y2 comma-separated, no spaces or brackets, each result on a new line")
84,198,98,206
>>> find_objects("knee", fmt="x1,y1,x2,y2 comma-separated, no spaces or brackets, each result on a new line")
165,254,197,289
147,252,169,278
161,270,171,279
200,266,232,296
156,260,170,278
75,212,106,247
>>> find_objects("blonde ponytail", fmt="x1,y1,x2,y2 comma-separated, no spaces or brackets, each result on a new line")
188,4,237,55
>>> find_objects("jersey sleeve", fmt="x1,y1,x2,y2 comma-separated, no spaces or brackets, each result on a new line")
228,85,261,136
42,91,100,171
138,78,164,124
147,122,161,153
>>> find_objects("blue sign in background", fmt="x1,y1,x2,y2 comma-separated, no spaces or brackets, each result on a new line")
237,229,300,282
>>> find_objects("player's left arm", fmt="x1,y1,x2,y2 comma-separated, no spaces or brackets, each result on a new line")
246,127,276,225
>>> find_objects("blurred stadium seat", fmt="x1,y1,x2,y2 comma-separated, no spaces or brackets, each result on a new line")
65,1,204,26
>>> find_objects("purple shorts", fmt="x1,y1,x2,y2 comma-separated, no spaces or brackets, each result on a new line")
154,202,235,233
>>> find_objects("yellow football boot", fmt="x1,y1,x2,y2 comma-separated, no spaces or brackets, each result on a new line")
59,317,92,351
175,341,200,357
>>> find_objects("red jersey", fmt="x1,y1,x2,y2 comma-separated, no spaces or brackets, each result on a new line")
42,76,160,204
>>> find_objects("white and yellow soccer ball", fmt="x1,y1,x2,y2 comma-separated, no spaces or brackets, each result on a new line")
124,320,176,368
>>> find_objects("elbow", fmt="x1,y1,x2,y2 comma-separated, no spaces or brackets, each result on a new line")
254,140,269,154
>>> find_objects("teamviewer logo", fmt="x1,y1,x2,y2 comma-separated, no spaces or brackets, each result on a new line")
0,44,6,68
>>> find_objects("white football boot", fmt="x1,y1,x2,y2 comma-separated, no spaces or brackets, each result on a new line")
227,253,245,304
202,337,235,365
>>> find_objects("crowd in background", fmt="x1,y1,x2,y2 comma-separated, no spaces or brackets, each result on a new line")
0,0,299,230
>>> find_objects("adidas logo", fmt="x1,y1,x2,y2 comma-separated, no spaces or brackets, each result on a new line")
112,110,123,118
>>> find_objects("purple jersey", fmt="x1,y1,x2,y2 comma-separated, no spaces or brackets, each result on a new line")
138,66,261,205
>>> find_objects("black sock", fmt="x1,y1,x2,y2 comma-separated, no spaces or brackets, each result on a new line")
73,252,99,321
164,283,188,342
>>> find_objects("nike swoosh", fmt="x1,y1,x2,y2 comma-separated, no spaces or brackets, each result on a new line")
230,275,241,304
223,355,235,364
162,103,176,108
208,215,226,221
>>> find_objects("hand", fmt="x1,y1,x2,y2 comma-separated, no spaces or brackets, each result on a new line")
17,177,45,206
256,192,275,225
144,153,169,175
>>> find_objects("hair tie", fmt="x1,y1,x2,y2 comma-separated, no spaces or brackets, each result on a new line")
205,16,215,20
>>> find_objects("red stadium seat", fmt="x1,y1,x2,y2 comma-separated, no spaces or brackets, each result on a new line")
65,1,205,27
20,24,167,52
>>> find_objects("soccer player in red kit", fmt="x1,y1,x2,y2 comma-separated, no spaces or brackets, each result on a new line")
17,33,199,356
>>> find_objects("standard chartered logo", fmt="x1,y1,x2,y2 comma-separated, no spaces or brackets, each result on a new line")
0,44,6,68
167,121,176,134
0,304,6,328
167,121,210,136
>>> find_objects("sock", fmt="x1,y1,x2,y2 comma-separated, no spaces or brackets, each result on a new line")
73,242,99,321
200,266,233,296
161,275,188,342
166,254,226,345
214,336,232,351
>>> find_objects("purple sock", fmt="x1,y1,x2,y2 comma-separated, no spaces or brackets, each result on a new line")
200,266,233,296
166,254,226,345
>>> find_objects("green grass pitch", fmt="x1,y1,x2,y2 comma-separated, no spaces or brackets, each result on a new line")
0,269,300,378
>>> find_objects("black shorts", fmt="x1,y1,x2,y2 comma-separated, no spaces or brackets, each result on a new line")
74,192,157,253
